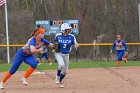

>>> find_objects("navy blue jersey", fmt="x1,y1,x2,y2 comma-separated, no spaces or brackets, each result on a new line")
55,34,76,54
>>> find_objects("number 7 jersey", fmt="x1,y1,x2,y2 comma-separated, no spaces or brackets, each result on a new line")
55,33,77,54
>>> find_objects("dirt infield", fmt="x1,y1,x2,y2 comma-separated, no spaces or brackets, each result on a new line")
0,67,140,93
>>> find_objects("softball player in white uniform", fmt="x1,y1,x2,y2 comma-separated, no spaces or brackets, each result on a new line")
54,23,79,88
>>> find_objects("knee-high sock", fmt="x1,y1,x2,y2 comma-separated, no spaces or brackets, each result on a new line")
60,73,66,82
116,61,120,66
40,59,42,63
2,72,12,83
57,69,61,77
24,67,35,78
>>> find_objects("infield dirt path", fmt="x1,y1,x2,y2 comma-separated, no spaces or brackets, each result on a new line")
0,67,140,93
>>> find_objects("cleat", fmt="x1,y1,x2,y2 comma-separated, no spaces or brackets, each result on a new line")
48,58,52,65
0,82,4,89
21,78,28,85
38,63,42,65
125,59,128,63
115,65,119,67
122,58,128,63
36,58,40,63
55,76,60,84
48,62,52,66
59,82,64,88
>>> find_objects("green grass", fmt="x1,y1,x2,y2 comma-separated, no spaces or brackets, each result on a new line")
0,61,140,72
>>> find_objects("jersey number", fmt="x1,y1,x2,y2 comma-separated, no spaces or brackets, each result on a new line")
63,44,67,48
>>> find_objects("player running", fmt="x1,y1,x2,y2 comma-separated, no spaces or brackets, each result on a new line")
110,35,128,67
0,28,53,89
37,46,52,65
53,23,79,88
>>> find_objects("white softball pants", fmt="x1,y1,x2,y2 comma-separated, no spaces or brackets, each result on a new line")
55,52,69,74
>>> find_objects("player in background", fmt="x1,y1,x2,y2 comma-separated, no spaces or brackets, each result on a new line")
37,46,52,65
0,28,53,89
53,23,79,88
35,25,52,65
110,35,128,67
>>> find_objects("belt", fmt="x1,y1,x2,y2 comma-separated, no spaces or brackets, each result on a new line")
22,50,32,56
60,52,69,54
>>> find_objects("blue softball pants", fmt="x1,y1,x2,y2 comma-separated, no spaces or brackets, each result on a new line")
40,52,48,60
9,49,37,75
117,50,125,61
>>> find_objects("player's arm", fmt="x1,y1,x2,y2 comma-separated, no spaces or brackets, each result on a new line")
41,38,54,49
110,41,116,53
30,46,43,53
72,35,79,48
29,39,43,53
48,43,54,49
122,40,128,59
112,41,116,51
53,35,60,52
53,41,59,52
122,40,128,52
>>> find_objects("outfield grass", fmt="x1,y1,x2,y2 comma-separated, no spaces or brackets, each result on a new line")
0,61,140,72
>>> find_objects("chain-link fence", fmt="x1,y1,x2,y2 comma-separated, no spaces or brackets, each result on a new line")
0,43,140,64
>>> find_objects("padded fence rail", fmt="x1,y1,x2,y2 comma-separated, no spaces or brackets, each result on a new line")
0,43,140,46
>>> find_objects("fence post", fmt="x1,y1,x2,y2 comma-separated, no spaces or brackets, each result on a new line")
16,46,18,52
137,45,139,59
107,46,110,62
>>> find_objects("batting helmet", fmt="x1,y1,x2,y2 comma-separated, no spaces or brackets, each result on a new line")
61,23,72,32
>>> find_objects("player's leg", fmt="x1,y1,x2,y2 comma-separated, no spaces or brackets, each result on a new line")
119,51,125,62
44,52,48,60
122,52,128,63
0,51,24,89
38,53,44,65
59,54,69,88
116,50,124,67
21,55,37,85
54,53,65,84
44,53,52,65
116,51,120,67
